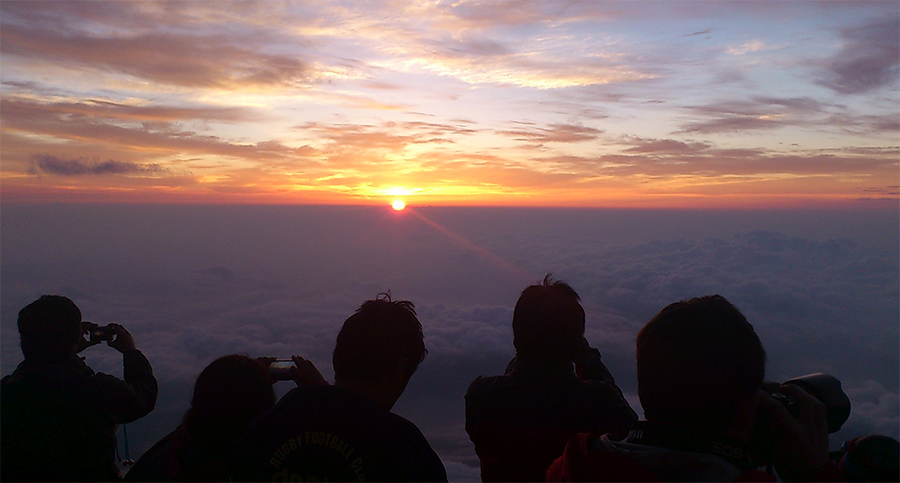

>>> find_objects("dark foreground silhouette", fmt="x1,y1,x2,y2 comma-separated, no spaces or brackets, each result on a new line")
466,275,637,481
1,295,158,482
2,290,896,482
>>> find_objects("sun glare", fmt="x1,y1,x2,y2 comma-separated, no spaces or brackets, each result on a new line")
392,199,406,211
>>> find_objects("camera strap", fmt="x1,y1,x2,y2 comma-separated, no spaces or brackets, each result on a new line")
626,421,756,471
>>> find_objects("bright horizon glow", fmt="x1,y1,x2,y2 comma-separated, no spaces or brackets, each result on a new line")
0,1,897,208
392,199,406,211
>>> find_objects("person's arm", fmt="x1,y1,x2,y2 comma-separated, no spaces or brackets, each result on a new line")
759,384,836,482
92,324,158,423
290,356,328,386
577,339,637,439
574,337,615,383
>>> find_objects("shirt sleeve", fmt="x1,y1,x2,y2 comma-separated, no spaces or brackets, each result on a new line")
574,345,616,383
91,349,158,424
586,379,638,440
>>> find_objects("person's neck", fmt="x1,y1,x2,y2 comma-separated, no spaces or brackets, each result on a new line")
334,379,399,411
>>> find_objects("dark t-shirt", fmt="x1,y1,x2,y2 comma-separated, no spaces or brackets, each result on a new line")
231,385,447,482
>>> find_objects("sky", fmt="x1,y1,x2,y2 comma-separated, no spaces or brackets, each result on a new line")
1,1,898,480
1,0,898,208
1,204,898,481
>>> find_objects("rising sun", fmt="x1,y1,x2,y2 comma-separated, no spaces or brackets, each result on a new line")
392,200,406,211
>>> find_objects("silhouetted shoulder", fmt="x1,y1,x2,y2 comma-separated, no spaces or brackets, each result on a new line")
233,384,447,482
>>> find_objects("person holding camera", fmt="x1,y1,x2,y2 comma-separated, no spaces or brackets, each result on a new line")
1,295,158,481
230,294,447,482
465,275,638,482
546,295,840,482
124,354,327,481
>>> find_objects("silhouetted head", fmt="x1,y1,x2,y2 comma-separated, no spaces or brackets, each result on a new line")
512,275,585,363
332,294,426,384
183,354,276,440
637,295,766,433
17,295,83,361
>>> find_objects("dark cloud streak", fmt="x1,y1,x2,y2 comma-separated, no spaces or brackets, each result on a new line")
29,154,167,176
1,18,312,90
816,18,900,95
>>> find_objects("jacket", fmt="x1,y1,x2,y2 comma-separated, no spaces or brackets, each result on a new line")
465,349,637,482
1,350,158,481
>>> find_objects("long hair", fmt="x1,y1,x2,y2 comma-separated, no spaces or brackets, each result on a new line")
182,355,276,444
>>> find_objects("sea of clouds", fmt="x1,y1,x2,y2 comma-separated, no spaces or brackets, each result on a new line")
1,204,897,481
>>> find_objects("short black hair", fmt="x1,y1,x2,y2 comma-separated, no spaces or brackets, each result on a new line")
637,295,766,433
17,295,83,361
512,274,585,362
332,294,427,383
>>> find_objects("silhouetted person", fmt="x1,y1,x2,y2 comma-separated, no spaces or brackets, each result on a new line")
230,294,448,482
465,275,637,482
124,355,277,481
1,295,158,481
837,435,900,482
547,295,840,482
125,354,327,481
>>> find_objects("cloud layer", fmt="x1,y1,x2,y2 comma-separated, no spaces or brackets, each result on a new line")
1,205,896,479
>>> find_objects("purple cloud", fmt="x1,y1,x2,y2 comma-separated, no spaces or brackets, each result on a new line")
29,154,167,176
816,18,900,95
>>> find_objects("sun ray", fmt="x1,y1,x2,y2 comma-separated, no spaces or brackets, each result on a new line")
405,207,536,282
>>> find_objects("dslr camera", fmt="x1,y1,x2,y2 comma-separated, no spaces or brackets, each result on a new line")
84,322,116,343
752,373,851,466
761,373,851,433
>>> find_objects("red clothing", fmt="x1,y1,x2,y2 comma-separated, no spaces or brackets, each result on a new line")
548,432,844,482
547,433,776,482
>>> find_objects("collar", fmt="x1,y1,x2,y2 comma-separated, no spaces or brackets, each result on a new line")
626,421,756,471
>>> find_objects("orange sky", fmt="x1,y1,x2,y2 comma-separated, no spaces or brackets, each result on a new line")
1,1,897,208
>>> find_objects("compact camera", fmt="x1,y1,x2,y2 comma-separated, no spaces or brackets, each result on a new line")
84,322,116,343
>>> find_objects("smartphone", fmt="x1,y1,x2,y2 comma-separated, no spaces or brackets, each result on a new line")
267,359,295,381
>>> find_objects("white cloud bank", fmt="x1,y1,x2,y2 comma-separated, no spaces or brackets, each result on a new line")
1,204,896,480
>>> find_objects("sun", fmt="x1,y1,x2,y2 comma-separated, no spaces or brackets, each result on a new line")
391,199,406,211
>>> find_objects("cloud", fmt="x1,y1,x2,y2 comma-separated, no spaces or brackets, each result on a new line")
496,123,604,145
816,18,900,95
28,154,168,176
623,138,711,154
685,28,713,38
2,205,896,477
0,3,316,91
531,144,899,183
676,96,830,134
840,380,900,441
1,97,314,168
861,186,900,199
